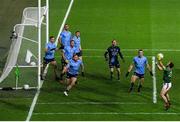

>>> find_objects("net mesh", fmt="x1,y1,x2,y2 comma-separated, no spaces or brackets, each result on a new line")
0,6,47,89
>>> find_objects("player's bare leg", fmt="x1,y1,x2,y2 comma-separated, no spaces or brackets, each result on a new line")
165,93,171,105
117,68,120,81
160,88,170,110
51,61,59,80
65,78,71,85
110,68,114,80
60,66,67,83
64,77,77,96
129,75,138,93
138,78,144,92
41,61,48,80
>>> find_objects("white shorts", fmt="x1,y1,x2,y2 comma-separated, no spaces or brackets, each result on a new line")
162,82,172,91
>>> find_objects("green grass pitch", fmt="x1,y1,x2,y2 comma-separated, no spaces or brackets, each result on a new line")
1,0,180,121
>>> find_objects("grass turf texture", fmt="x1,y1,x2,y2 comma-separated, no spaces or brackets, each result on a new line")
1,0,180,121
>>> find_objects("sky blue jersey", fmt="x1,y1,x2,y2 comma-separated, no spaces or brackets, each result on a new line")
72,35,81,53
63,46,76,61
60,30,72,47
133,56,148,75
67,59,83,75
45,42,56,59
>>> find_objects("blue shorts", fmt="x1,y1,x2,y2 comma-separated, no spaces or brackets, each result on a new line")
109,60,120,68
66,72,78,79
134,72,144,79
44,58,55,64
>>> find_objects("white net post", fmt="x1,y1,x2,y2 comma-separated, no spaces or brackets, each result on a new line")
38,0,41,90
0,2,48,89
43,0,49,76
46,0,49,44
152,56,157,104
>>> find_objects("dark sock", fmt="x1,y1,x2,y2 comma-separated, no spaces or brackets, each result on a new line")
168,100,171,105
65,89,69,93
129,82,134,92
130,82,134,88
110,71,113,79
117,71,120,80
138,84,142,92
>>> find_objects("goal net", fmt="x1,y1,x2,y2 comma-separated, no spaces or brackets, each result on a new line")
0,5,48,89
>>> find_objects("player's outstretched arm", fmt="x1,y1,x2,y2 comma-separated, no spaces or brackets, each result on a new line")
125,64,133,77
62,50,69,63
45,47,48,53
58,37,61,45
118,50,125,62
147,64,153,76
156,60,165,71
104,51,108,61
156,63,163,71
62,66,68,73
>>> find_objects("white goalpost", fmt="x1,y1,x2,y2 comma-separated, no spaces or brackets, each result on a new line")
0,0,49,90
152,56,157,103
38,0,42,90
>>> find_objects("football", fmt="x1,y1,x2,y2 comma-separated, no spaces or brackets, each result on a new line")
30,61,36,66
23,84,29,90
157,53,164,61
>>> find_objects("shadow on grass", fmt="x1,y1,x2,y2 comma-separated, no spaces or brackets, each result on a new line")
0,99,29,111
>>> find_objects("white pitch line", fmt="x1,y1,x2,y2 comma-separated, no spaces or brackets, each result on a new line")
82,48,180,52
56,55,154,58
55,0,74,45
33,112,180,115
26,90,41,122
25,0,74,121
37,102,147,105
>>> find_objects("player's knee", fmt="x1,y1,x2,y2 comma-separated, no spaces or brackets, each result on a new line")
71,79,77,85
117,68,120,72
131,77,136,83
52,61,57,65
160,91,165,97
71,81,76,86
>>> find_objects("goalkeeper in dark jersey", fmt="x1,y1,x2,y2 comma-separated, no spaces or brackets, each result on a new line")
157,59,174,110
104,40,124,81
